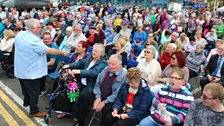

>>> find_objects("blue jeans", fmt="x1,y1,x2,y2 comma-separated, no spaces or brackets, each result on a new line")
139,116,157,126
131,43,144,56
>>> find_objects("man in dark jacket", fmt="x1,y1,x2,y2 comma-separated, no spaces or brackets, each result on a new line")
101,67,153,126
200,43,224,90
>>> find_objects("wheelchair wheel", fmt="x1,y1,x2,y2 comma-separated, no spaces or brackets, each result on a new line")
6,66,15,78
44,115,51,124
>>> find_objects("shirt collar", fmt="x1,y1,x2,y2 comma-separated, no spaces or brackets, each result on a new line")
109,68,122,76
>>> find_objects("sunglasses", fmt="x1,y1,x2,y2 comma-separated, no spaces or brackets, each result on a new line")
169,76,182,80
171,57,176,60
202,93,216,100
144,51,151,54
56,29,61,31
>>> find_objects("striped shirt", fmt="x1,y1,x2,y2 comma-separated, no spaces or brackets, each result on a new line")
151,85,194,125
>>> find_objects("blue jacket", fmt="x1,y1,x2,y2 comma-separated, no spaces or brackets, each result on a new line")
69,56,108,91
113,79,153,121
0,22,5,38
133,31,147,44
93,67,126,104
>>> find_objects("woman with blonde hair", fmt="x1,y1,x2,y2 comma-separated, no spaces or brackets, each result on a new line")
96,24,105,44
120,32,131,57
0,30,15,53
109,39,127,67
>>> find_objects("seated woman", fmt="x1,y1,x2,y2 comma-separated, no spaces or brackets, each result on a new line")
62,43,107,114
139,68,194,126
53,26,65,47
69,41,88,63
131,24,147,56
85,26,99,48
120,32,131,58
105,26,119,55
156,51,189,84
101,67,153,126
137,45,162,86
59,26,73,51
0,30,14,61
186,43,206,78
137,39,159,61
0,30,15,53
108,39,127,67
96,24,105,44
160,29,171,45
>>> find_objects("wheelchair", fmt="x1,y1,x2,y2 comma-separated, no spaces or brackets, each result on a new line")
1,50,15,78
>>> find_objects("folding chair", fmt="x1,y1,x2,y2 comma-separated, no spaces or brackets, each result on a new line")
88,110,101,126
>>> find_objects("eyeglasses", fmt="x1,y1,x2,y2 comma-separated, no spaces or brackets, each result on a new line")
169,76,182,80
202,93,217,100
144,51,151,54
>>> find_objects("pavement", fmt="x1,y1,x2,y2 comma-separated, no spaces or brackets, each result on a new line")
0,66,101,126
0,65,202,126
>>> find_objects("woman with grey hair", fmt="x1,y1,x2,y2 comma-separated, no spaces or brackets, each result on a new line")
59,26,73,51
186,42,206,78
63,43,107,91
137,45,162,86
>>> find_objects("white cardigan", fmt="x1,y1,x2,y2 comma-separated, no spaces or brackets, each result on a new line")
137,58,162,86
0,38,14,52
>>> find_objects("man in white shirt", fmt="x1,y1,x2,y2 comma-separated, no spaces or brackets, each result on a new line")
66,24,86,50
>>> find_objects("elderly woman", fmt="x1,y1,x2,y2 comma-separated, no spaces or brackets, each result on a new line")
109,39,127,67
157,51,189,84
96,24,105,44
187,43,206,78
59,26,73,51
137,39,159,61
131,24,147,56
137,45,162,86
139,68,194,126
102,67,153,126
177,33,190,50
62,43,107,120
0,30,15,53
63,43,107,91
120,32,131,57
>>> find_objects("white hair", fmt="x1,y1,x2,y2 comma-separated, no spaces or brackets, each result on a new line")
93,43,105,58
25,19,40,29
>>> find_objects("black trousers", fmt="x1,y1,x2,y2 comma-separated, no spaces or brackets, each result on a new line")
40,66,56,92
19,78,41,114
74,85,113,126
101,110,139,126
200,76,210,91
73,86,95,126
189,69,198,79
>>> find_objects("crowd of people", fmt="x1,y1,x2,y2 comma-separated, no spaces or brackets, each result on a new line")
0,2,224,126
